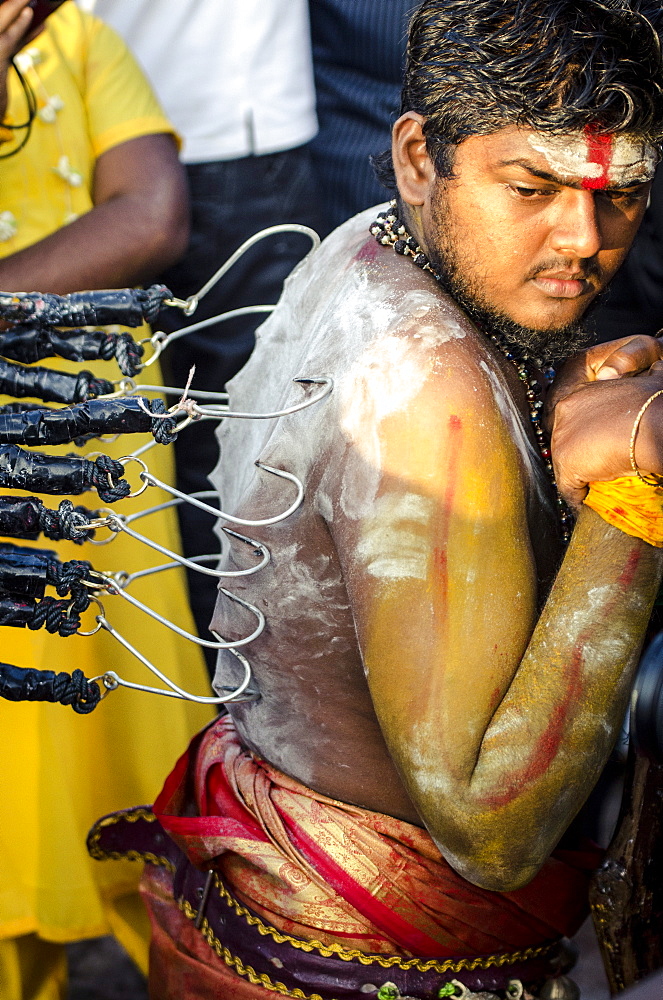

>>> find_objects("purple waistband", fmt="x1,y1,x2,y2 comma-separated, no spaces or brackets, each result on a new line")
88,806,575,1000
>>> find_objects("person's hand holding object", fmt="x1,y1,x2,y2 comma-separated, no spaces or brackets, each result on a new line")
545,336,663,508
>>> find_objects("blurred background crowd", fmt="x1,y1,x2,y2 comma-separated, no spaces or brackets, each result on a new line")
0,1,661,998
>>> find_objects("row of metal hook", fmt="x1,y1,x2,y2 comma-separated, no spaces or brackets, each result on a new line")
0,223,325,707
65,378,333,705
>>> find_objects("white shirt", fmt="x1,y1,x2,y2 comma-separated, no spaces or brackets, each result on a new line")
78,0,318,163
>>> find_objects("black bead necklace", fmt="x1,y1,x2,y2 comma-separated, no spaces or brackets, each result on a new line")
370,202,573,543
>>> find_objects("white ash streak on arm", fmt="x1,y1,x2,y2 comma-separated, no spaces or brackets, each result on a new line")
355,493,434,582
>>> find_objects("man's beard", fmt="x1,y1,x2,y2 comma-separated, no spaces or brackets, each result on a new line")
426,199,596,367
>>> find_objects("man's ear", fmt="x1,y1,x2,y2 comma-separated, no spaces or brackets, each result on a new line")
392,112,437,206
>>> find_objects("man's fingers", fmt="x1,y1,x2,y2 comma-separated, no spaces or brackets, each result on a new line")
593,335,663,380
0,0,33,62
0,0,32,28
553,468,589,512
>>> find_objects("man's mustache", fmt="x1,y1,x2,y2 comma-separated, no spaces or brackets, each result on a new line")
527,258,603,282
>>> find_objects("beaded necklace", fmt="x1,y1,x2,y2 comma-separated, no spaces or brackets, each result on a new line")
370,201,573,543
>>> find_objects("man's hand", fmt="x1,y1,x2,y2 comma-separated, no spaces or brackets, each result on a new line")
545,335,663,426
0,0,34,123
550,371,663,508
542,336,663,508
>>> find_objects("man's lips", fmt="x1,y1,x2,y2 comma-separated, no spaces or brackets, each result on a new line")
530,272,595,299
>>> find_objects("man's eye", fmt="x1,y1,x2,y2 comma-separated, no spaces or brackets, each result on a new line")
509,185,552,198
601,189,646,205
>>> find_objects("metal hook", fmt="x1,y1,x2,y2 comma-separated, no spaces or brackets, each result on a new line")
123,490,219,524
90,574,266,649
121,376,332,463
91,630,259,705
137,461,304,527
189,376,334,420
128,384,230,404
99,554,219,588
89,520,270,579
97,377,137,400
161,222,320,319
135,331,167,371
125,409,223,461
144,305,275,353
116,455,150,497
80,492,221,545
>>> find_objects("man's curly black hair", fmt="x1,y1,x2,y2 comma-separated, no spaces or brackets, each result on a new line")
374,0,663,190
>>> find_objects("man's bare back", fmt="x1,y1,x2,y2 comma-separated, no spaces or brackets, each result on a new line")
211,207,562,831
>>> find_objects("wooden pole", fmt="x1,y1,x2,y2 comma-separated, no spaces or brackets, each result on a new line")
589,746,663,993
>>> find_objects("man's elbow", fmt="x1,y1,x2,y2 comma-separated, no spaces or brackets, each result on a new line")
95,135,191,281
455,855,543,893
432,824,550,892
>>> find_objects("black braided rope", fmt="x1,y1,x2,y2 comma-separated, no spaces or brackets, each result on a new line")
0,662,101,714
85,455,131,504
76,371,114,402
139,285,172,326
113,333,144,377
148,398,178,444
51,668,101,713
96,333,116,363
45,555,92,599
27,596,80,636
38,499,95,544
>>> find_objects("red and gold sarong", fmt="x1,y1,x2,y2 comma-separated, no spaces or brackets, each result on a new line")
121,715,602,998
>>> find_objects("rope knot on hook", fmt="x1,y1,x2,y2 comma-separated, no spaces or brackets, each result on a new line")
27,596,80,636
107,333,144,377
45,554,92,600
138,284,173,326
87,454,131,503
53,668,101,714
38,499,95,543
134,396,180,442
74,370,115,403
148,398,178,443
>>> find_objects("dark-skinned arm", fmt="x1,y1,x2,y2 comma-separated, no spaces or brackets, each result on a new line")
0,0,36,124
0,133,189,293
328,330,663,892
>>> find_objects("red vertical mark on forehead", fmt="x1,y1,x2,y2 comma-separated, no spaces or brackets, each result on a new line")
582,125,613,190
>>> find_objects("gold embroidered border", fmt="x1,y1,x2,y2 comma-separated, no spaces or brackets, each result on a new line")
180,871,556,974
89,807,556,980
181,898,327,1000
87,806,176,874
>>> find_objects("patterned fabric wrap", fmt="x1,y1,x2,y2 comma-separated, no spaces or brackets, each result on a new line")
584,475,663,546
153,715,601,959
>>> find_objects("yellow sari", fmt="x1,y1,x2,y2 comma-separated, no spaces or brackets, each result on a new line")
0,4,214,977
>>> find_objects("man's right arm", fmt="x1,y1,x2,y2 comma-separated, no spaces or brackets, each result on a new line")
327,332,663,892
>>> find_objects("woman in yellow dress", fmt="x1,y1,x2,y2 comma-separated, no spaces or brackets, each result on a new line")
0,3,214,996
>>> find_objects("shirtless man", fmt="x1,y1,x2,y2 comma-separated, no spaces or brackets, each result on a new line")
93,2,663,997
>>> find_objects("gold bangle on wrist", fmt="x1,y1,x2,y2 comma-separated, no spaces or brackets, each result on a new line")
629,388,663,486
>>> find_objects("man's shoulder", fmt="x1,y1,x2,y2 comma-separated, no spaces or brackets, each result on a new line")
227,203,489,437
273,204,479,369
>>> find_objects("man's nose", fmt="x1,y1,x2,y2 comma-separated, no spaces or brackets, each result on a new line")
549,190,602,259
